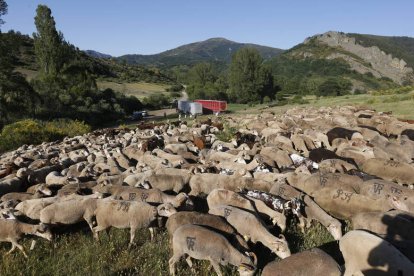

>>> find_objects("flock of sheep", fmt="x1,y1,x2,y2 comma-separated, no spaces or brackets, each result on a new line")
1,105,414,275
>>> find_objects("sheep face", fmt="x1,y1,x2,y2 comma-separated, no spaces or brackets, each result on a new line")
35,224,53,241
328,222,343,241
38,185,53,196
238,264,256,276
271,236,291,259
157,203,177,217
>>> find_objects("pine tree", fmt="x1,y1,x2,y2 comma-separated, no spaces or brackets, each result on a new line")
33,5,68,75
228,48,262,103
0,0,7,29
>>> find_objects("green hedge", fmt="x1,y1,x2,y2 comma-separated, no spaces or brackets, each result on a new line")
0,119,91,153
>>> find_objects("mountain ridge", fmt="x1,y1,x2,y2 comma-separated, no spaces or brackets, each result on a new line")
285,31,414,85
114,37,285,67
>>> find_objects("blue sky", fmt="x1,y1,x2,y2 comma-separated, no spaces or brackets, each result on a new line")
2,0,414,56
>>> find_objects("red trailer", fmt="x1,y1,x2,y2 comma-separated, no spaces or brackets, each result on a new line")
194,100,227,113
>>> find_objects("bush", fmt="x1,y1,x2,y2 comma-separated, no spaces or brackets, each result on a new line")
316,78,352,97
0,119,90,153
166,84,184,92
142,94,172,110
289,95,310,105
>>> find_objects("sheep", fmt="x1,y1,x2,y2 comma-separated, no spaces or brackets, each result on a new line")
300,195,343,240
359,179,414,212
39,197,98,234
115,186,193,209
362,158,414,186
28,165,64,185
262,248,341,276
56,181,97,196
351,210,414,245
206,189,286,230
165,211,249,251
1,184,52,203
140,152,172,169
260,147,293,169
15,194,99,220
214,156,263,173
370,134,412,163
164,143,188,154
92,200,177,244
123,170,154,186
142,174,187,193
0,168,31,196
209,205,291,259
340,230,414,276
152,148,187,167
0,220,52,258
169,224,256,276
319,158,357,174
189,174,272,196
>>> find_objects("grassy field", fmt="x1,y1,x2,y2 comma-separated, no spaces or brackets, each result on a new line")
97,81,171,99
230,89,414,119
0,218,336,275
15,68,39,81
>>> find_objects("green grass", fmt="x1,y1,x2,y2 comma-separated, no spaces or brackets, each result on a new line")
97,81,170,99
0,219,337,275
15,68,39,81
230,89,414,119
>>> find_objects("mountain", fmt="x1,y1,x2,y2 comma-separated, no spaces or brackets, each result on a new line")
294,31,414,84
2,31,175,84
84,50,112,59
117,37,285,67
266,31,414,94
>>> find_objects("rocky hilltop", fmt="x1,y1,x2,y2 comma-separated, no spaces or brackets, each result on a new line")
304,31,414,84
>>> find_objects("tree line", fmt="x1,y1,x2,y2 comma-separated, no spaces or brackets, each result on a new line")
0,2,142,129
186,48,280,104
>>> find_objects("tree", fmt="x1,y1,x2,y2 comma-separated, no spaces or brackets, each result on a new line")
257,65,277,103
228,48,263,103
317,77,352,97
228,48,277,103
0,0,7,29
189,62,217,86
33,5,70,75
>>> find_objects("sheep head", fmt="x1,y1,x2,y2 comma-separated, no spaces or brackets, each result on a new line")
35,223,53,241
270,235,291,259
238,263,256,276
157,203,177,217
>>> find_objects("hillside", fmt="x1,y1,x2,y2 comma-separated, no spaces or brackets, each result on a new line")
266,31,414,95
117,37,284,67
348,33,414,70
2,31,175,84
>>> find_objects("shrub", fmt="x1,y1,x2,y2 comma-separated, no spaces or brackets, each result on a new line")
166,84,184,92
289,95,310,105
0,119,90,153
316,77,352,97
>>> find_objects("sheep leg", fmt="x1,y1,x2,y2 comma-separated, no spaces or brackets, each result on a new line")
128,227,136,248
149,227,156,241
168,254,181,276
185,256,196,273
208,257,223,276
6,242,16,255
83,213,95,235
92,225,108,241
185,256,193,267
13,241,28,258
298,217,307,234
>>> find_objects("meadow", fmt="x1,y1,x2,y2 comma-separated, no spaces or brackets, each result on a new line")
97,81,171,99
